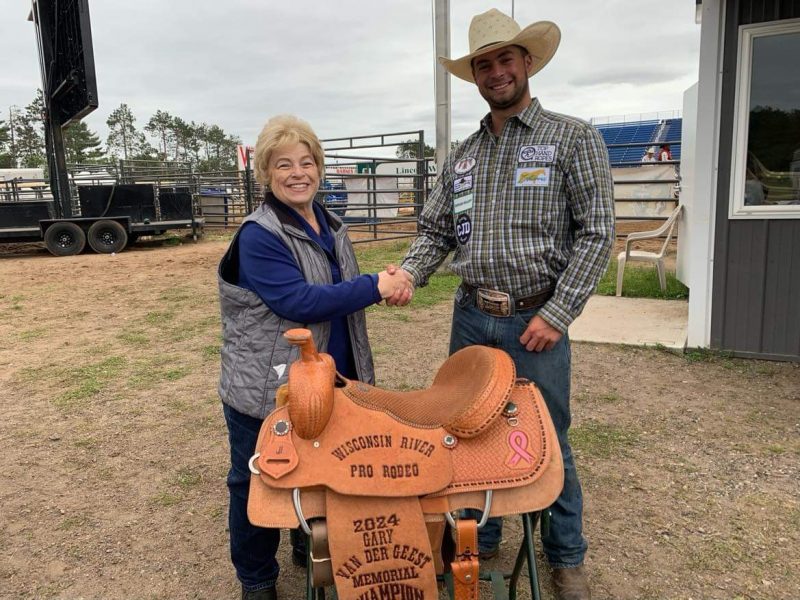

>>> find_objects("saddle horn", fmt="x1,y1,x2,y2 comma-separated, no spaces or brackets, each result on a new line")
284,328,336,439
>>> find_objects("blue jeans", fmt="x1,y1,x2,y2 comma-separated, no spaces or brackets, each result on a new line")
223,403,281,592
450,294,588,568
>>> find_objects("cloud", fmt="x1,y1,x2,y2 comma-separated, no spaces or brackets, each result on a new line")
1,0,702,154
570,68,687,87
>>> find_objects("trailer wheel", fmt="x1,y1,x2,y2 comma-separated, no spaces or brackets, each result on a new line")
87,220,128,254
43,222,86,256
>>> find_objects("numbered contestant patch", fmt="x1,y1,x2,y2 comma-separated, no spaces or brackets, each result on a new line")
456,213,472,244
514,167,550,187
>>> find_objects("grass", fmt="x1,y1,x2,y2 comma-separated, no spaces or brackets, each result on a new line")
201,344,221,359
570,420,639,459
58,514,90,531
353,240,460,309
150,467,204,508
410,273,460,307
152,491,182,507
599,392,621,404
128,360,193,389
117,331,150,346
174,466,203,489
74,437,99,449
353,239,688,303
19,328,47,341
596,260,688,299
54,356,127,407
354,239,411,273
158,286,195,303
144,310,175,325
765,443,786,455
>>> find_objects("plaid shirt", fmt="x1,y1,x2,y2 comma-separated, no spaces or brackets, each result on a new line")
402,98,615,333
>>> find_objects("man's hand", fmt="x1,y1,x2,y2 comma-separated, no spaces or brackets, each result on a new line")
378,264,414,306
519,315,562,352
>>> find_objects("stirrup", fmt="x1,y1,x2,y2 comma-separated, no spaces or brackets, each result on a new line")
444,490,493,528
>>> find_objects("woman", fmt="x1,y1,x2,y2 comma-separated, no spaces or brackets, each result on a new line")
217,115,411,600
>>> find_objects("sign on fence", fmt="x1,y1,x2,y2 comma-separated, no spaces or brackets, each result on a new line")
236,145,255,171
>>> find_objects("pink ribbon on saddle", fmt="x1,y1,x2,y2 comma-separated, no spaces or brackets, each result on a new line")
506,430,534,466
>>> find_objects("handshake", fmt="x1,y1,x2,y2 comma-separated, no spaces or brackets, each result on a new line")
377,264,414,307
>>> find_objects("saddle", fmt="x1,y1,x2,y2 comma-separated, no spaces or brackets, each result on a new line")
248,329,563,600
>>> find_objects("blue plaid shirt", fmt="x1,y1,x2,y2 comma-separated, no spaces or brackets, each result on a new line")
402,98,615,332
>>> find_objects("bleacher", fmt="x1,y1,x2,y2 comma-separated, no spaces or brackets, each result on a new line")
595,118,682,165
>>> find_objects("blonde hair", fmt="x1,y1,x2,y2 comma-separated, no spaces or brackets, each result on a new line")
253,115,325,186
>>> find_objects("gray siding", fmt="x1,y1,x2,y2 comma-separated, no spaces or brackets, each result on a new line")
711,0,800,361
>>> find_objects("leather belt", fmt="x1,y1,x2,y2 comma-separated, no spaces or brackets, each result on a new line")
461,283,553,317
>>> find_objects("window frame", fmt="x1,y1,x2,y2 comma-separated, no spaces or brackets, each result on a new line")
729,17,800,219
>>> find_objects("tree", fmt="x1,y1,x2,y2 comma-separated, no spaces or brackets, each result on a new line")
396,139,435,159
14,91,46,168
197,124,239,171
169,117,198,163
145,110,175,159
64,121,104,164
106,103,153,160
0,118,11,168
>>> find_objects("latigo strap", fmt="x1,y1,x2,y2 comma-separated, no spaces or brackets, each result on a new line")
451,519,480,600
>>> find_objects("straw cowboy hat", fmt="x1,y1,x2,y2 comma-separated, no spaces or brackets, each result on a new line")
439,8,561,83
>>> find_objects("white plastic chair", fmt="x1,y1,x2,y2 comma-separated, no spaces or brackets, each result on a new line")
616,204,683,296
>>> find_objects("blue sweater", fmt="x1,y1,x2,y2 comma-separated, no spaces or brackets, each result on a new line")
237,201,380,378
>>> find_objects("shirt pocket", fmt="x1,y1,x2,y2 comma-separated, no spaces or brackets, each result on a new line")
508,164,564,232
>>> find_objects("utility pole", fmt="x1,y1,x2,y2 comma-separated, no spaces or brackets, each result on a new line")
434,0,451,174
8,107,18,168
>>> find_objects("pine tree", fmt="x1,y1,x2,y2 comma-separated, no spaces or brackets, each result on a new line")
106,103,140,160
64,121,105,164
15,91,46,168
145,110,175,160
395,138,435,159
0,119,12,168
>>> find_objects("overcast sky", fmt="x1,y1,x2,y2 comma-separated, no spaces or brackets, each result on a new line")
1,0,701,155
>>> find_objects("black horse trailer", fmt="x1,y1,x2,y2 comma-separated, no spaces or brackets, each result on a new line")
0,183,202,256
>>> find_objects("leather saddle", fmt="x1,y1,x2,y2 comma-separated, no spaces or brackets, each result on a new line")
248,329,563,600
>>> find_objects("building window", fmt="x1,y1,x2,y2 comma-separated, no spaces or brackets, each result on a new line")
730,18,800,219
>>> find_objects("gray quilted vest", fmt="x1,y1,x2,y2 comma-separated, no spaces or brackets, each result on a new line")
217,195,375,419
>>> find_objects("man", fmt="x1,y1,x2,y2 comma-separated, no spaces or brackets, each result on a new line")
642,147,657,162
398,9,614,600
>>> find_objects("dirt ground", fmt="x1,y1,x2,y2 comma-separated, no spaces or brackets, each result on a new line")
0,237,797,600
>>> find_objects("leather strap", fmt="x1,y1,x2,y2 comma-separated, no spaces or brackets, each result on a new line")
450,519,479,600
309,520,334,588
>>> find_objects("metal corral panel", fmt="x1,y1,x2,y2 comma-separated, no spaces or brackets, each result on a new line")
711,0,800,360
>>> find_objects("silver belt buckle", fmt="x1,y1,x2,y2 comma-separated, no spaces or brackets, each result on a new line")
476,288,513,317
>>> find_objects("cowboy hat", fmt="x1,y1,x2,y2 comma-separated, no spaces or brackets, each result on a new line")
438,8,561,84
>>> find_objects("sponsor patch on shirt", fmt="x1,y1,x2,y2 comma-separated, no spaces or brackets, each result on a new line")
453,156,477,175
453,193,474,214
453,174,473,193
455,213,472,244
517,144,557,163
514,166,550,187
